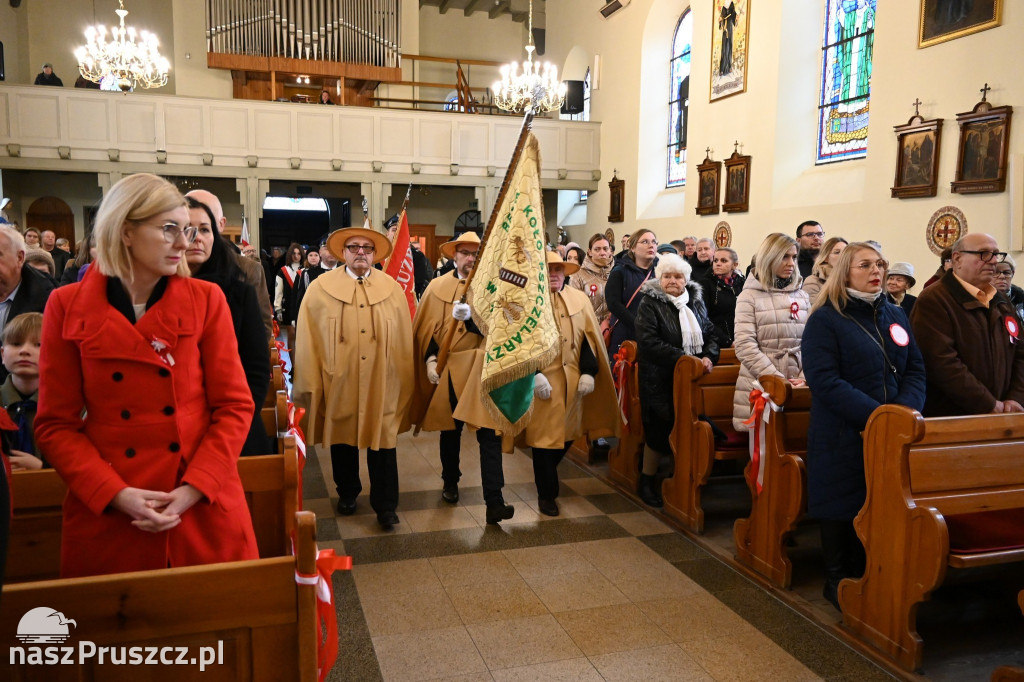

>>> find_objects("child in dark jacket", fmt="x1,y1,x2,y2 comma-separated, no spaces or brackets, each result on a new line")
1,313,46,470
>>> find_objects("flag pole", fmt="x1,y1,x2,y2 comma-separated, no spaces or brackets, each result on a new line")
383,184,413,271
434,110,534,377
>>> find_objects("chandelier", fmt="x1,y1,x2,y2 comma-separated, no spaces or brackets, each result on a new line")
492,0,566,114
74,0,170,92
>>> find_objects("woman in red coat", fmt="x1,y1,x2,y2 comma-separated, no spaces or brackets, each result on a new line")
35,173,259,578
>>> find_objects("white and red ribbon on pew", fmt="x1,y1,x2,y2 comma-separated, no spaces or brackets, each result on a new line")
742,381,781,495
292,539,352,682
612,346,631,429
284,402,308,508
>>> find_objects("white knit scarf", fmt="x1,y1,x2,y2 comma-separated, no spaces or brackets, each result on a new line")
846,287,882,303
667,288,705,355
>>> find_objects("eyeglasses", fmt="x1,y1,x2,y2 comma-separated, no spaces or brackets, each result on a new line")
145,222,197,244
456,249,479,257
853,259,889,272
958,249,1007,263
994,271,1014,278
802,231,825,239
345,244,375,254
637,239,658,247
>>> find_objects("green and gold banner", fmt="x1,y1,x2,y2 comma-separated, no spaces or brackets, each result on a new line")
469,131,558,434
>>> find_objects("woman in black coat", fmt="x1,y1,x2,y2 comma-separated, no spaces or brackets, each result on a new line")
605,230,659,354
803,243,926,610
699,246,745,347
186,197,271,456
634,253,719,507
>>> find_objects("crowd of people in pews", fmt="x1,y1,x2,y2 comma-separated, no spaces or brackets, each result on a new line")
1,176,1022,627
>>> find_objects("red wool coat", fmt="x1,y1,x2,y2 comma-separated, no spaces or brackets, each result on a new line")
35,270,258,578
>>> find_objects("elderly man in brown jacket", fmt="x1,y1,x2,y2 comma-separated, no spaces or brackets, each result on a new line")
411,233,514,524
910,232,1024,416
294,227,415,531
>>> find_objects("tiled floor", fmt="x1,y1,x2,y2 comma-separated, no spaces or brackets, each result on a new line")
303,430,909,682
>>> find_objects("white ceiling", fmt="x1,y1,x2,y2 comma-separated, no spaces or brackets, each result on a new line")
418,0,546,24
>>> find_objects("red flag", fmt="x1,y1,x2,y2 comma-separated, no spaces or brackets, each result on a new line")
240,217,250,247
384,209,417,319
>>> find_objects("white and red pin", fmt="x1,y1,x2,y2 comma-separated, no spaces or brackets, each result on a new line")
1006,316,1019,344
790,302,800,321
588,284,598,298
889,323,910,347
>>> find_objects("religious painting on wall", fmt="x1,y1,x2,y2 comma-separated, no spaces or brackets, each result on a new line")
925,206,967,255
891,108,943,199
951,90,1012,194
709,0,749,102
722,150,751,212
608,175,625,223
817,0,876,164
695,155,721,216
919,0,1001,48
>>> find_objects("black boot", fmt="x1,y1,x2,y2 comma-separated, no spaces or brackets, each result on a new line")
638,474,663,508
820,520,850,611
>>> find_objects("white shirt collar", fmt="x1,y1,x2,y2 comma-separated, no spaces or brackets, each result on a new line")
346,267,371,280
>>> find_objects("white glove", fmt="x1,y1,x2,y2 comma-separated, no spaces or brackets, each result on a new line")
577,374,595,397
534,373,552,400
452,302,472,321
426,356,440,385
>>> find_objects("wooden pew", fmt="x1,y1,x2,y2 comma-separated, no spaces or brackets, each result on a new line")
607,341,643,493
733,375,811,587
719,347,737,365
6,436,300,583
1,509,320,681
662,355,747,532
841,405,1024,672
265,364,285,407
991,591,1024,682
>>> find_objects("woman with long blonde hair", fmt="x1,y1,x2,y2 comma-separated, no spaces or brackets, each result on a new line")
732,233,810,431
802,236,848,303
803,242,925,608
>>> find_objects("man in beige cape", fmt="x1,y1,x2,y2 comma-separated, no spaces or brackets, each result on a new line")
518,252,620,516
411,233,514,524
293,227,414,531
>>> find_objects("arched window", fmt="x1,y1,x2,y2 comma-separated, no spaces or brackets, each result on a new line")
817,0,876,164
667,10,692,188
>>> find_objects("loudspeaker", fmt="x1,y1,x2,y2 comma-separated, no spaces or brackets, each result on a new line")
561,80,585,115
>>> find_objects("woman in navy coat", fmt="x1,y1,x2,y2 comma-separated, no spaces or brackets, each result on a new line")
803,242,926,610
36,174,258,578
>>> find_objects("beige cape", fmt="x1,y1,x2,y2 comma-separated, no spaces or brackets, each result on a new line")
293,268,414,449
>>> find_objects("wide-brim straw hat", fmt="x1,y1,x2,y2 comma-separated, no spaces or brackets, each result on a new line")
325,227,393,264
440,232,482,260
887,261,916,288
545,249,580,275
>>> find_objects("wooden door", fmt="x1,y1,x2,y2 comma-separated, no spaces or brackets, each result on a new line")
26,197,74,245
409,224,437,267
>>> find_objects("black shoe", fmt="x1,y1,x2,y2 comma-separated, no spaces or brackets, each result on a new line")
486,502,515,524
638,474,663,508
337,498,357,516
538,498,559,517
377,511,399,530
822,577,842,611
441,483,459,504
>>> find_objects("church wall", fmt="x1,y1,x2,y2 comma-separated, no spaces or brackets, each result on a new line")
545,0,1024,285
0,3,31,85
1,169,103,238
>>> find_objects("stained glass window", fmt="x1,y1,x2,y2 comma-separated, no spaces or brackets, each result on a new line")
817,0,876,164
667,10,692,188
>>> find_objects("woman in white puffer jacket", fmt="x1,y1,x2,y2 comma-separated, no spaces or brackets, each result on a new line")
732,233,810,431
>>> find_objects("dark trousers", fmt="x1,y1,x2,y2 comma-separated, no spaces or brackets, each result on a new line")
330,443,399,514
440,422,505,505
532,441,572,501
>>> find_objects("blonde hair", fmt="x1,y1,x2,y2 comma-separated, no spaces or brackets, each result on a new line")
812,242,886,314
810,236,848,281
753,233,799,289
94,173,189,281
